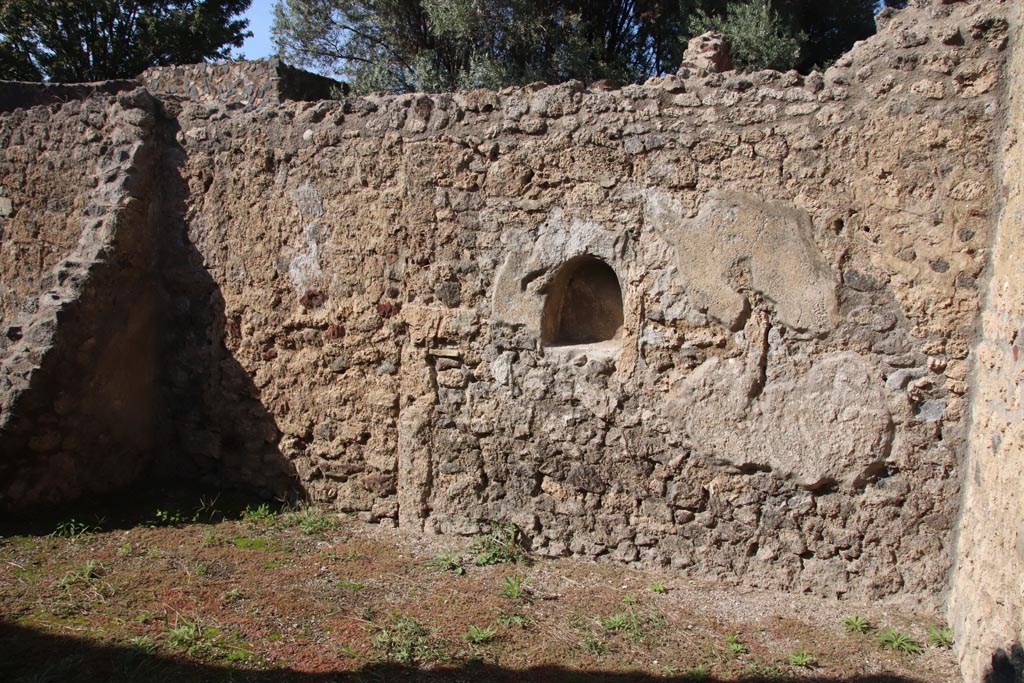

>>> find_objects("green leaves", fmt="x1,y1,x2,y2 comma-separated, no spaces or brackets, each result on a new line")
0,0,252,81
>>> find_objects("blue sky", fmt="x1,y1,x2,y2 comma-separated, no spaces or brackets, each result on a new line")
239,0,277,60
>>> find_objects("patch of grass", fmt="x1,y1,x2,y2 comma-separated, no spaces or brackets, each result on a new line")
740,661,785,678
582,635,611,655
128,635,158,655
788,650,817,668
223,588,243,602
335,579,365,590
843,614,874,634
497,611,529,629
232,536,274,551
877,627,923,655
469,521,523,566
56,559,102,591
166,618,253,661
500,574,527,600
241,503,276,526
462,624,498,645
650,581,667,594
51,519,94,541
281,504,341,534
600,599,666,644
927,626,954,648
684,666,710,681
370,615,443,665
149,509,188,527
427,551,465,575
725,634,748,656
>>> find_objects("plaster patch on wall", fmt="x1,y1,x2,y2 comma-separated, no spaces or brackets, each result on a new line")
670,340,893,490
645,189,838,335
285,223,327,292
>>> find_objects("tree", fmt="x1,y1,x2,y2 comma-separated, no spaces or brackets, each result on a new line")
690,0,804,72
0,0,252,82
271,0,885,93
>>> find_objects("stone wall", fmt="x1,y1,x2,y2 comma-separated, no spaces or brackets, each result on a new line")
0,89,161,510
160,0,1009,608
949,1,1024,680
0,0,1018,643
139,59,341,108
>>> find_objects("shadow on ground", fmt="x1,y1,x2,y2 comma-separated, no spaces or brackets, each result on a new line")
0,621,927,683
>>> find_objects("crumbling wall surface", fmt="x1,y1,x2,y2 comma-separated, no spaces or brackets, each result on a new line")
139,59,341,109
0,89,161,511
169,0,1009,607
167,0,1007,602
949,2,1024,681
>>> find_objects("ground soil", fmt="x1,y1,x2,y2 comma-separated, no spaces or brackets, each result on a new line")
0,493,959,683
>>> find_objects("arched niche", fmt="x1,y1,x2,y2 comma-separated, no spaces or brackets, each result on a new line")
541,256,624,347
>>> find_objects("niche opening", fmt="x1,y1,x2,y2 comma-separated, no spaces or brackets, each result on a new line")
541,256,624,347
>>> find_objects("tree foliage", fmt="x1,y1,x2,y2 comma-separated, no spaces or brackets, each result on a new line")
690,1,803,72
0,0,252,82
273,0,883,93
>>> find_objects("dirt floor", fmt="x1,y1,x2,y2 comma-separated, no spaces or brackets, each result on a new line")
0,493,959,683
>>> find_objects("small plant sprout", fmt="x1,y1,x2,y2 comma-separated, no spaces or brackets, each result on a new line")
788,650,817,668
500,574,527,600
582,635,610,655
843,614,874,634
241,503,275,526
725,634,748,656
650,581,667,594
371,615,441,664
927,626,954,648
469,521,523,565
427,551,465,575
462,624,498,645
52,519,93,541
129,635,158,655
877,627,923,655
497,611,528,628
684,665,710,681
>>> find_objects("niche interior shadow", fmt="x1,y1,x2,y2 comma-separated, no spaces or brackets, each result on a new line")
541,256,623,347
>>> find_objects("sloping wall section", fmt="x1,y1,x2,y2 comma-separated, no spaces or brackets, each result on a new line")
949,2,1024,680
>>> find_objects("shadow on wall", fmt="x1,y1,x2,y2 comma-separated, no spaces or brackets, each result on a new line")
150,104,298,501
985,643,1024,683
0,620,928,683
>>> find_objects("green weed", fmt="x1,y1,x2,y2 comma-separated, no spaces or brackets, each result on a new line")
684,666,710,681
51,519,94,541
788,650,817,668
241,503,276,526
370,615,442,664
462,624,498,645
726,634,748,656
843,614,874,634
128,635,158,655
927,626,954,648
582,635,610,655
149,509,188,527
469,521,523,566
877,627,923,655
281,504,340,534
335,579,365,590
600,599,665,644
497,612,528,628
740,661,785,678
427,551,465,575
650,581,667,594
500,574,527,600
